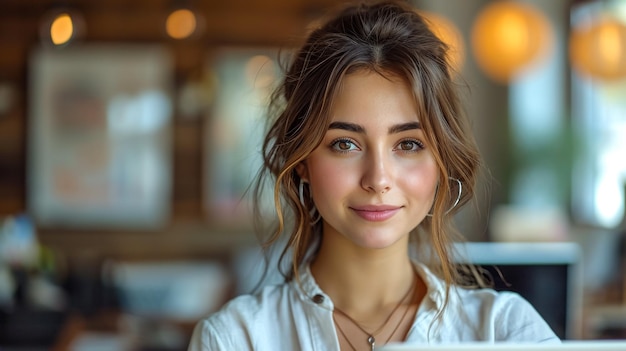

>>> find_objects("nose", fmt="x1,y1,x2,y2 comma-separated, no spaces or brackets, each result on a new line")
360,149,393,194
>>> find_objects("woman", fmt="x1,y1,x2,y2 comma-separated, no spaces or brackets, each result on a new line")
188,1,559,350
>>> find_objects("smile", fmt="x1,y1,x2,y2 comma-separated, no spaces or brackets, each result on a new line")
350,205,401,222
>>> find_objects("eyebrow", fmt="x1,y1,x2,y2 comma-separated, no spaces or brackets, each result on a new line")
388,122,421,134
328,121,421,134
328,121,365,133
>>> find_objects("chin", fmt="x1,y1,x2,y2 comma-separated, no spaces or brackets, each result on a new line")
355,231,407,250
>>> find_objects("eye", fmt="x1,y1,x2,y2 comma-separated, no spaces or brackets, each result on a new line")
331,138,359,152
395,139,424,152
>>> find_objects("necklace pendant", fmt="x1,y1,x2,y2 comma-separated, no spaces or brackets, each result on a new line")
368,335,375,350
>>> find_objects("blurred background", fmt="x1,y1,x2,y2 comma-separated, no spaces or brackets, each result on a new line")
0,0,625,349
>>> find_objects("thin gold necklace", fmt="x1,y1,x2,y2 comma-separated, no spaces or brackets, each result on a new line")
333,278,416,351
333,314,359,351
334,300,414,351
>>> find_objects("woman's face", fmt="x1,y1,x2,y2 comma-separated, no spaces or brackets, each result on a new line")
299,70,439,250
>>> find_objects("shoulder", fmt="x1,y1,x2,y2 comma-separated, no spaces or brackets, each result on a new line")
453,287,530,318
412,262,559,342
220,282,294,318
454,285,519,307
187,283,294,351
452,287,560,342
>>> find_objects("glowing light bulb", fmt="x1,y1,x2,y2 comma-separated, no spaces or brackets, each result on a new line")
471,1,553,83
570,16,626,81
50,13,73,45
166,9,197,39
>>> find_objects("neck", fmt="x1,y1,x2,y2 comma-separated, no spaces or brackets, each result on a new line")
310,229,417,316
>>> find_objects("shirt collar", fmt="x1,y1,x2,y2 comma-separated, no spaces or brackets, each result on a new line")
414,262,447,311
293,261,448,313
292,264,335,310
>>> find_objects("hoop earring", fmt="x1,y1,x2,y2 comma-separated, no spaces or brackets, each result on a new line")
299,180,321,225
426,177,462,217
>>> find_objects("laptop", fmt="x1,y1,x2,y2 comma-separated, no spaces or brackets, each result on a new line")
380,340,626,351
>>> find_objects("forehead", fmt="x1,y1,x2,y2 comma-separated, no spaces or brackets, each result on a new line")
329,70,421,125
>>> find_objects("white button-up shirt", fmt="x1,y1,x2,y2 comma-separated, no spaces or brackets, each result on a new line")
188,263,559,350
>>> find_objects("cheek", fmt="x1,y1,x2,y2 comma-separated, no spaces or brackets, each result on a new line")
401,160,439,198
307,157,356,196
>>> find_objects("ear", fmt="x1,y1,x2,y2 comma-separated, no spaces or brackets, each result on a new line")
295,162,309,183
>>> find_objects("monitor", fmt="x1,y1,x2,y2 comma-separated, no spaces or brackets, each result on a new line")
453,242,583,340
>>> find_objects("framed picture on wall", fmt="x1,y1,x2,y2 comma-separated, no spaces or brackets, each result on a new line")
204,48,281,226
28,45,173,229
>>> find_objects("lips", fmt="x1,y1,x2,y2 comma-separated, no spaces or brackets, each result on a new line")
350,205,402,222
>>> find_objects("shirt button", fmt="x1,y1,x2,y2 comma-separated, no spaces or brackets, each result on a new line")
312,294,325,304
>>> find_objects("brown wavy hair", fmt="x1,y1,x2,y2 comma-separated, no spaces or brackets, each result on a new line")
253,0,483,308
